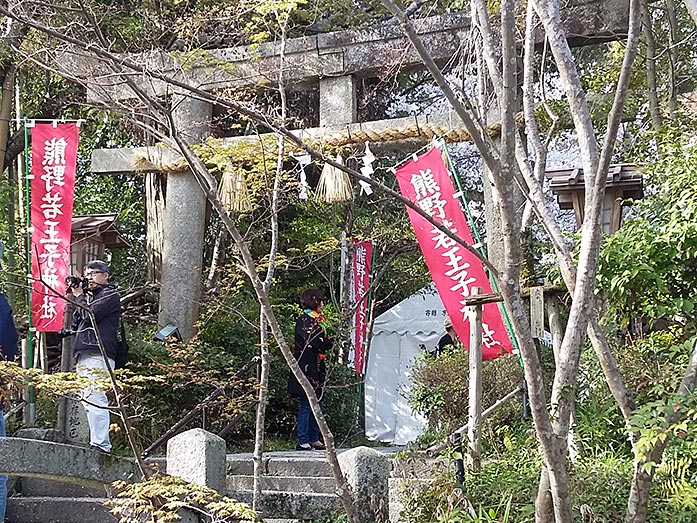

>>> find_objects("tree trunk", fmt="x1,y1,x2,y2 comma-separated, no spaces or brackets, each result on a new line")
0,66,15,172
535,467,554,523
205,226,228,291
641,0,662,130
338,206,355,365
252,312,270,516
665,0,680,118
625,339,697,523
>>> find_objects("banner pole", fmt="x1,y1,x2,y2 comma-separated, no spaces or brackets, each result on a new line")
23,117,35,426
442,144,521,356
358,240,377,434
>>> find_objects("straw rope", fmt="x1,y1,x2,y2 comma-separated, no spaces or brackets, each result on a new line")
132,153,188,173
320,111,523,147
129,112,523,173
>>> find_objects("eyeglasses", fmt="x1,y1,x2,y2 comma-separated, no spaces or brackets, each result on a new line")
85,271,104,278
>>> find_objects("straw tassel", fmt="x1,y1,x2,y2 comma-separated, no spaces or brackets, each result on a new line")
316,154,352,202
219,166,252,213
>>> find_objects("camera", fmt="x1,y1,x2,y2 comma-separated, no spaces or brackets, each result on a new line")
65,275,89,290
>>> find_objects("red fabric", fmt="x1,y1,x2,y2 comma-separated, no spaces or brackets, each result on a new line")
30,123,79,332
394,147,513,360
352,239,373,374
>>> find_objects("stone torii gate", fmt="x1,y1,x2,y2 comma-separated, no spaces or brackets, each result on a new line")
76,2,628,341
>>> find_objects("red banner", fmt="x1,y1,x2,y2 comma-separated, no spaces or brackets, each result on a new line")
394,147,513,360
30,123,79,332
351,239,373,374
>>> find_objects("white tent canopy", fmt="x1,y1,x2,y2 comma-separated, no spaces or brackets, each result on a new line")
364,285,447,445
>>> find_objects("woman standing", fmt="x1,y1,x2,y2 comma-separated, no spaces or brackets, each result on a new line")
287,289,332,450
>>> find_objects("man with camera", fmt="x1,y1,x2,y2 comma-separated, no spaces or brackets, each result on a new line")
67,259,121,454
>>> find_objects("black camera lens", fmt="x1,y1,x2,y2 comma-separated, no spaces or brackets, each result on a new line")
65,275,89,289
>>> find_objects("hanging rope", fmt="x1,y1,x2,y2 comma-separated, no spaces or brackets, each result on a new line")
129,113,525,173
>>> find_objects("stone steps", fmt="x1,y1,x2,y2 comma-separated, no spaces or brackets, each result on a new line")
8,446,413,522
18,477,106,498
10,454,342,522
222,452,343,520
227,474,337,494
6,497,116,523
231,490,343,520
224,452,335,477
7,491,340,522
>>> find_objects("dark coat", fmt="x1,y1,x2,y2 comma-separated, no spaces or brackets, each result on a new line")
1,292,18,410
287,313,333,398
72,284,121,361
0,292,18,361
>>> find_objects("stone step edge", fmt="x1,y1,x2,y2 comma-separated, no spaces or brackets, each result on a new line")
228,474,334,480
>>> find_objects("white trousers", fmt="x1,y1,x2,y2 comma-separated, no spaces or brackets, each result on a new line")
76,353,114,452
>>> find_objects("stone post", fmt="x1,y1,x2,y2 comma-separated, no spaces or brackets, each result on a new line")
338,446,389,523
319,76,356,126
58,334,90,446
166,428,226,494
158,95,211,341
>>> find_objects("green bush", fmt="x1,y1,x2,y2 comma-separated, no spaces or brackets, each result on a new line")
398,422,697,523
111,297,360,453
409,350,524,434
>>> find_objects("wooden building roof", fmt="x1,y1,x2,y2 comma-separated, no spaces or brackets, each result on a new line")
71,214,129,248
544,164,644,210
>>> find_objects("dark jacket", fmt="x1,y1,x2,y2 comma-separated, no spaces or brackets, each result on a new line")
287,313,333,398
1,292,18,410
72,284,121,361
0,292,18,361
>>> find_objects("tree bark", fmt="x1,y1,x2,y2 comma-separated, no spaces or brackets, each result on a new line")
253,20,287,510
205,227,228,290
641,0,662,130
0,66,15,173
535,467,554,523
625,339,697,523
665,0,680,118
252,311,270,517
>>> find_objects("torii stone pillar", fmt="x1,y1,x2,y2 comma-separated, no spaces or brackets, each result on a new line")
158,95,211,341
319,76,356,126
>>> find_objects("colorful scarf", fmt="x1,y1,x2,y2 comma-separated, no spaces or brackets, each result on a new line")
304,309,328,330
305,309,328,361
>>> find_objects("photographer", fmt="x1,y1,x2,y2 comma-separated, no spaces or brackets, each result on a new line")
68,259,121,454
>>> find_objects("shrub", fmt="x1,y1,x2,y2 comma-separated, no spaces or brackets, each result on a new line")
409,350,524,434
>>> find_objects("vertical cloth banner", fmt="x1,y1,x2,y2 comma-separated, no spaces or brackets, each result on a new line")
30,123,80,332
394,146,513,360
351,239,373,374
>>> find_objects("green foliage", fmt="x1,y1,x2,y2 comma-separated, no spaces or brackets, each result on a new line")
654,442,697,515
409,350,523,434
322,363,363,444
396,429,537,523
597,129,697,326
107,473,255,522
398,421,696,523
113,319,259,450
310,512,349,523
616,331,695,407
